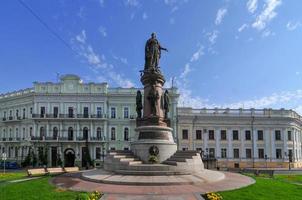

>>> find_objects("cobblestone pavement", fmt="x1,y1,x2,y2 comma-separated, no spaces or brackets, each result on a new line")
51,172,254,200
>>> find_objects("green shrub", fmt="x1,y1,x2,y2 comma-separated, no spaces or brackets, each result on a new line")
148,155,159,164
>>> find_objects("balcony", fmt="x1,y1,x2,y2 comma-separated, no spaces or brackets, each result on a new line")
45,136,58,141
77,137,88,141
91,114,105,119
2,138,6,141
59,114,75,118
90,137,104,141
31,136,43,141
2,118,6,121
77,114,90,119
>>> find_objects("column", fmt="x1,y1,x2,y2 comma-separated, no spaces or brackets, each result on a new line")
203,129,208,152
253,129,257,159
270,128,275,161
215,128,220,158
46,123,49,138
283,128,288,157
240,128,245,161
77,122,80,139
264,128,271,159
227,129,232,159
90,122,93,141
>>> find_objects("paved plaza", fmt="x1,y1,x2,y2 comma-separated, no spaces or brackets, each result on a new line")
51,171,255,200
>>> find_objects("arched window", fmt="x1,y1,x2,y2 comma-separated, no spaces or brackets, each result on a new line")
97,127,102,140
68,127,73,141
39,127,44,139
53,127,58,140
124,127,129,141
111,127,116,141
83,127,88,140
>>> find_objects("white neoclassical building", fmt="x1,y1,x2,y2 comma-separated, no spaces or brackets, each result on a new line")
0,75,179,167
177,107,302,169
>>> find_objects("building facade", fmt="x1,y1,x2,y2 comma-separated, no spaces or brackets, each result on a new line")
0,75,178,167
177,107,302,169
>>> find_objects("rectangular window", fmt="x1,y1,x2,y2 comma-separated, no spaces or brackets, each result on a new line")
22,108,26,119
68,107,74,118
246,149,252,159
30,107,33,115
124,107,129,119
288,131,292,141
257,130,264,140
182,147,188,151
96,147,101,159
258,148,264,159
97,107,102,118
196,147,202,152
111,128,116,140
182,129,188,140
220,130,227,140
233,148,240,159
275,130,281,141
233,130,239,140
209,130,215,140
276,149,282,159
221,148,227,158
196,130,202,140
40,107,45,117
209,148,215,158
245,130,251,140
111,107,116,118
53,107,58,118
83,107,89,118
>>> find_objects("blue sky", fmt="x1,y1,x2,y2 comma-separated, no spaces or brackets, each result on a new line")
1,0,302,112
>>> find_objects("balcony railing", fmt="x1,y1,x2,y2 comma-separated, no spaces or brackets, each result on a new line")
90,114,104,119
31,136,43,140
90,137,105,141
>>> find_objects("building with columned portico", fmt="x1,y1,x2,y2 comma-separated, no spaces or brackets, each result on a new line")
0,74,179,167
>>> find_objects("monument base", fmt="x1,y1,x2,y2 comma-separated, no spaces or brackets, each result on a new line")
131,125,177,163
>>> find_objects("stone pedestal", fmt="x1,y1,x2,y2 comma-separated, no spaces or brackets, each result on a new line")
131,126,177,163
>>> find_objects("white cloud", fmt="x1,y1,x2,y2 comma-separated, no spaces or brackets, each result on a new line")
261,29,275,37
296,71,300,76
99,0,105,7
180,64,191,79
98,26,107,37
190,46,204,62
252,0,282,30
113,55,128,65
124,0,139,7
247,0,258,13
75,30,86,44
142,12,148,20
286,21,301,31
238,24,249,32
171,6,178,13
208,30,219,45
72,30,135,88
215,8,227,25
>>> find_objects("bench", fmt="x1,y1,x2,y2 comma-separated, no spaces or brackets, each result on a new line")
254,170,274,178
47,167,65,175
64,167,79,173
27,168,48,177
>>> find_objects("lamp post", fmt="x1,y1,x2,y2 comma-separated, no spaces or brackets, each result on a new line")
2,153,7,174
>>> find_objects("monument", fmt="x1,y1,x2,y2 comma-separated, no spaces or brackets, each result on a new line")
130,32,177,163
79,34,252,188
103,33,205,176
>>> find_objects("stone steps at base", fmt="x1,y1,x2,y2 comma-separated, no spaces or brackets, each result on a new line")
115,170,190,176
128,161,143,165
176,150,199,153
162,160,178,166
119,164,172,171
166,158,188,162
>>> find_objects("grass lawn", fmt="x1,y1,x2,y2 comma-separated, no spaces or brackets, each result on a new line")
0,173,88,200
0,171,27,182
220,174,302,200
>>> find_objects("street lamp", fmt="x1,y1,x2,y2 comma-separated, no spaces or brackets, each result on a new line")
2,153,7,174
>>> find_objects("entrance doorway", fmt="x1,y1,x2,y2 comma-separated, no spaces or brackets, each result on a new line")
82,147,90,168
51,147,58,167
64,148,75,167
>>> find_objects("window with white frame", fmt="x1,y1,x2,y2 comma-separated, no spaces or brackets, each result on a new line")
111,127,116,140
111,107,116,118
124,107,129,119
124,127,129,141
